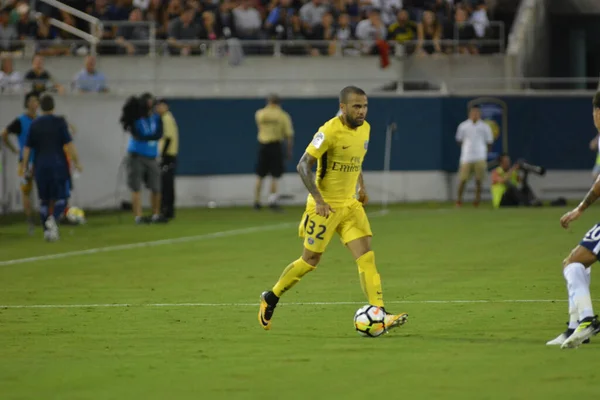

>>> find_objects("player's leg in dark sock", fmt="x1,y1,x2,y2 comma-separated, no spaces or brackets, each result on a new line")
52,199,67,221
254,177,263,209
39,200,49,230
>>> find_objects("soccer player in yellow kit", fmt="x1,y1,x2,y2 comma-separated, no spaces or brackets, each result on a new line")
258,86,408,332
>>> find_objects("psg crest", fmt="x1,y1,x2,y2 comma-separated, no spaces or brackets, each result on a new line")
467,97,508,168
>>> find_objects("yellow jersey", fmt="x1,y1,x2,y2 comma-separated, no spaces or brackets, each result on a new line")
255,105,294,144
159,111,179,157
305,116,370,206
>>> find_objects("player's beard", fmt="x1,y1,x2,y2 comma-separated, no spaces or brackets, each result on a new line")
346,115,363,128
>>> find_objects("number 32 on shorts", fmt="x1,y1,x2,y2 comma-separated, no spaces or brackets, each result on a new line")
306,219,327,240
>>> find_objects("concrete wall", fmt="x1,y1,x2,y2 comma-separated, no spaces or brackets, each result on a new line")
0,94,593,212
11,55,507,96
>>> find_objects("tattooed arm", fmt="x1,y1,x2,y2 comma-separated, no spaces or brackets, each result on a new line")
297,152,333,217
560,175,600,229
578,176,600,212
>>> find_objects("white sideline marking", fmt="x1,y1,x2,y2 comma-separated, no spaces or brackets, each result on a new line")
0,210,391,267
0,299,574,309
0,222,295,267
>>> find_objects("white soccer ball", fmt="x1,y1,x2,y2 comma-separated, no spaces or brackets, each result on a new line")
66,207,86,225
354,305,386,337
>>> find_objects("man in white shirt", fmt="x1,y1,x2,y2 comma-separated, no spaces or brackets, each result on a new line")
0,56,22,93
455,105,493,207
355,9,386,54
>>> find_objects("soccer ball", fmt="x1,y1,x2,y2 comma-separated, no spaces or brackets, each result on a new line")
354,305,386,337
66,206,86,225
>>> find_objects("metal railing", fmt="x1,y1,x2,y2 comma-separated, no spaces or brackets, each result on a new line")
98,21,158,57
3,77,599,97
1,36,505,58
37,0,102,55
0,19,505,57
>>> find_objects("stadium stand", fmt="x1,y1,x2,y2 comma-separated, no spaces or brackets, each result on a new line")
0,0,504,58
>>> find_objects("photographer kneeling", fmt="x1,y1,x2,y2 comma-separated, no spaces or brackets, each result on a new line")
491,153,544,208
120,93,168,224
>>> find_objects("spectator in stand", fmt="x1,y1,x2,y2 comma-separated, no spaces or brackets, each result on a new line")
387,9,417,54
72,55,108,93
232,0,262,40
406,0,427,21
88,0,124,55
15,3,36,40
0,6,20,53
355,8,386,55
167,7,202,55
24,54,64,95
0,56,22,93
310,11,335,55
110,0,132,21
201,10,219,40
333,12,358,56
370,0,402,26
429,0,453,25
444,6,477,54
415,9,442,56
215,0,237,38
470,0,489,39
166,0,183,21
345,0,361,25
146,0,169,39
116,8,150,55
299,0,328,37
32,14,70,56
188,0,206,25
264,0,294,33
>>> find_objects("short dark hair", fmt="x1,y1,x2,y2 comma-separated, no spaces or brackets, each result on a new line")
339,86,366,104
469,104,481,111
497,152,509,162
39,94,54,112
140,92,154,102
24,91,38,109
593,92,600,109
267,93,281,105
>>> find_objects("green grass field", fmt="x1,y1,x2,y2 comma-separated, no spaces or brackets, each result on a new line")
1,203,600,399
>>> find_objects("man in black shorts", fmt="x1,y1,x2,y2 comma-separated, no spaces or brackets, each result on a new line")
254,94,294,211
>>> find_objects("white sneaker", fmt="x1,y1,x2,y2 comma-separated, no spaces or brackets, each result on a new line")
561,316,599,349
546,332,569,346
44,216,59,242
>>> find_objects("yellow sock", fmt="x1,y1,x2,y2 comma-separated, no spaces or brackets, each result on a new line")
357,251,384,307
272,258,316,297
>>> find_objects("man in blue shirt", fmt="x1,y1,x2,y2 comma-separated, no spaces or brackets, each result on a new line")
21,94,82,242
1,92,39,234
72,55,109,93
121,93,166,224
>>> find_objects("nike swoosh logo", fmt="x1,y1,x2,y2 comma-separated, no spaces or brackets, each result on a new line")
259,312,269,326
342,146,350,149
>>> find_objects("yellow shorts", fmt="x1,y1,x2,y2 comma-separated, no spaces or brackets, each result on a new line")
17,163,33,195
298,199,372,253
458,160,487,182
